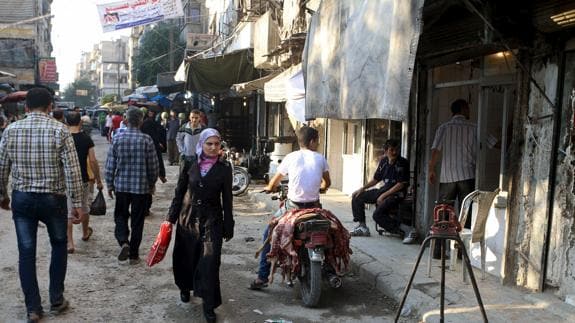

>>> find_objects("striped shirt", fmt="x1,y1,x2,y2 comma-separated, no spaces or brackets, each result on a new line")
0,112,84,206
432,115,477,183
105,127,159,194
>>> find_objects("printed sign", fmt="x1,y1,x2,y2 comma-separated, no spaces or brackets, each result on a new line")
97,0,184,33
38,58,57,84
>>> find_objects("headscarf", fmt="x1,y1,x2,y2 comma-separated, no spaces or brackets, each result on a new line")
196,128,221,177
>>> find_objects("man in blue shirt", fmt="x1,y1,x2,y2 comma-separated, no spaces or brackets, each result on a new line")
105,108,159,263
350,139,414,242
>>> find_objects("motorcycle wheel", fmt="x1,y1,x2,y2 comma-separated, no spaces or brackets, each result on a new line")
299,250,322,307
232,167,250,196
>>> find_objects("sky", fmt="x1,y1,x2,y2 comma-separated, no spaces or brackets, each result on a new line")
51,0,130,90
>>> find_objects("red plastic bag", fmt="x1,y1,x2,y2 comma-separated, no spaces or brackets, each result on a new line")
146,221,173,267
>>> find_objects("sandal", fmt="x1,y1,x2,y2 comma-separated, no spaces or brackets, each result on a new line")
67,247,75,254
81,227,93,241
248,279,268,290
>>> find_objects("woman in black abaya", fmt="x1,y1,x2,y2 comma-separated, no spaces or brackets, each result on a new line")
166,128,234,323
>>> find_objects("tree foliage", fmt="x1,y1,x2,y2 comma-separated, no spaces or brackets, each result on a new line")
133,22,186,86
101,94,116,105
62,78,97,107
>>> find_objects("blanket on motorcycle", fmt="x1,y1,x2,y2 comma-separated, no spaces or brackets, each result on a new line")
266,208,352,283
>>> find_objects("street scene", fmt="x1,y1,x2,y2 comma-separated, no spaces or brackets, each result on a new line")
2,0,575,323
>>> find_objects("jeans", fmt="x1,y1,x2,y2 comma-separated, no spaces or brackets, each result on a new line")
12,191,68,314
113,192,148,259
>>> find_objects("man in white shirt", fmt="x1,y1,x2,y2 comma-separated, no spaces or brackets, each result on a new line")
428,99,496,258
249,126,331,290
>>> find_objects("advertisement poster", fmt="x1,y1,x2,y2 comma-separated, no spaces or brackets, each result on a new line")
97,0,184,32
38,58,57,84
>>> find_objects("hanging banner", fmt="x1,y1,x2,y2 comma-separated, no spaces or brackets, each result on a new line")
97,0,184,33
38,57,57,84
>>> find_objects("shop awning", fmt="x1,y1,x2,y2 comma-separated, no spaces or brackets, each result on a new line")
186,49,258,93
304,0,424,121
231,73,279,96
264,64,301,102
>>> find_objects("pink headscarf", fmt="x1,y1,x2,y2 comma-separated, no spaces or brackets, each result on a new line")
196,128,221,177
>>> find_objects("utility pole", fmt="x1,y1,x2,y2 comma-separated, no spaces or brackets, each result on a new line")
117,40,122,100
169,26,174,71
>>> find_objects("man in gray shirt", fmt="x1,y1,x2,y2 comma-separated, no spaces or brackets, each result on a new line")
176,109,205,161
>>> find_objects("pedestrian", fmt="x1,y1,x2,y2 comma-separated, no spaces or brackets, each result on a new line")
166,110,180,166
105,110,113,140
0,87,85,322
428,99,496,258
52,108,65,124
176,109,205,179
108,111,123,142
105,107,159,264
141,109,167,218
65,112,103,254
166,128,234,323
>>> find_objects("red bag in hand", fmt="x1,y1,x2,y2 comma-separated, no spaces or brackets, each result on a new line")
147,221,173,267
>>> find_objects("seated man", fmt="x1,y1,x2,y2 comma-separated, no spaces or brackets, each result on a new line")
249,126,331,290
350,139,416,244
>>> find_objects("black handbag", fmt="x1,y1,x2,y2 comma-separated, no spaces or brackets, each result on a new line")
89,189,107,216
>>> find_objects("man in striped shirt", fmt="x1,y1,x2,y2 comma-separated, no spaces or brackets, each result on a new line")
429,99,477,257
0,88,85,322
105,107,159,264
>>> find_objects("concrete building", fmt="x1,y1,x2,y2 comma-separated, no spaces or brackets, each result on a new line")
0,0,54,89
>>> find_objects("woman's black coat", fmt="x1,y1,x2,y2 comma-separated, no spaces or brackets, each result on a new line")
166,157,234,309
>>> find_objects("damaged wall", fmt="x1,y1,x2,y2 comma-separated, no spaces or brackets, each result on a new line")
507,56,558,291
546,50,575,297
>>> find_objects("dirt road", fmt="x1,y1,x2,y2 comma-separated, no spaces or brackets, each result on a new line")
0,132,401,322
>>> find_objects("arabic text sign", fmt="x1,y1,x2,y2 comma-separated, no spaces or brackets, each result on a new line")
38,58,57,84
97,0,184,33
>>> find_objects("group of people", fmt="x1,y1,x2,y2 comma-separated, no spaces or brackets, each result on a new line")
0,87,482,323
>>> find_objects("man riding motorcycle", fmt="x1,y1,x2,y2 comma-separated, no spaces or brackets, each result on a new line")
249,126,331,290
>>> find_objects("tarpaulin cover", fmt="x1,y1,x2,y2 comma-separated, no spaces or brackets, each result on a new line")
304,0,424,121
264,64,301,102
186,50,258,93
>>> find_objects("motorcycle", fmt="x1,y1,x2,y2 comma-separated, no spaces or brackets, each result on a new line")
221,143,250,196
269,182,345,307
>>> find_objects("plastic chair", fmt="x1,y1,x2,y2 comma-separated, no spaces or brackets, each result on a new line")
449,189,499,282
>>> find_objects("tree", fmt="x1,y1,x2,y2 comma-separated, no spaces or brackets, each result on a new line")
101,94,116,105
133,22,186,86
62,78,97,107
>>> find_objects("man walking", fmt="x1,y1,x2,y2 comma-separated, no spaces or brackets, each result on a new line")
176,109,205,162
105,108,158,264
0,88,85,322
166,110,180,166
65,112,103,253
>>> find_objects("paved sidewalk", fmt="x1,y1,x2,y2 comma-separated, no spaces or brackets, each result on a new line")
248,184,575,322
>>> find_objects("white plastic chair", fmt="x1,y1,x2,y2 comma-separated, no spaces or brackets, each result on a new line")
449,189,499,283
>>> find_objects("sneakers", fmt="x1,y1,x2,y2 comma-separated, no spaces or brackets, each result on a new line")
350,225,371,237
50,299,69,315
402,229,418,244
118,243,130,261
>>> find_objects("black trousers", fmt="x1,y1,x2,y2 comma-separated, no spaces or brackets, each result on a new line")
373,195,402,232
438,178,475,228
351,188,386,223
114,192,147,258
